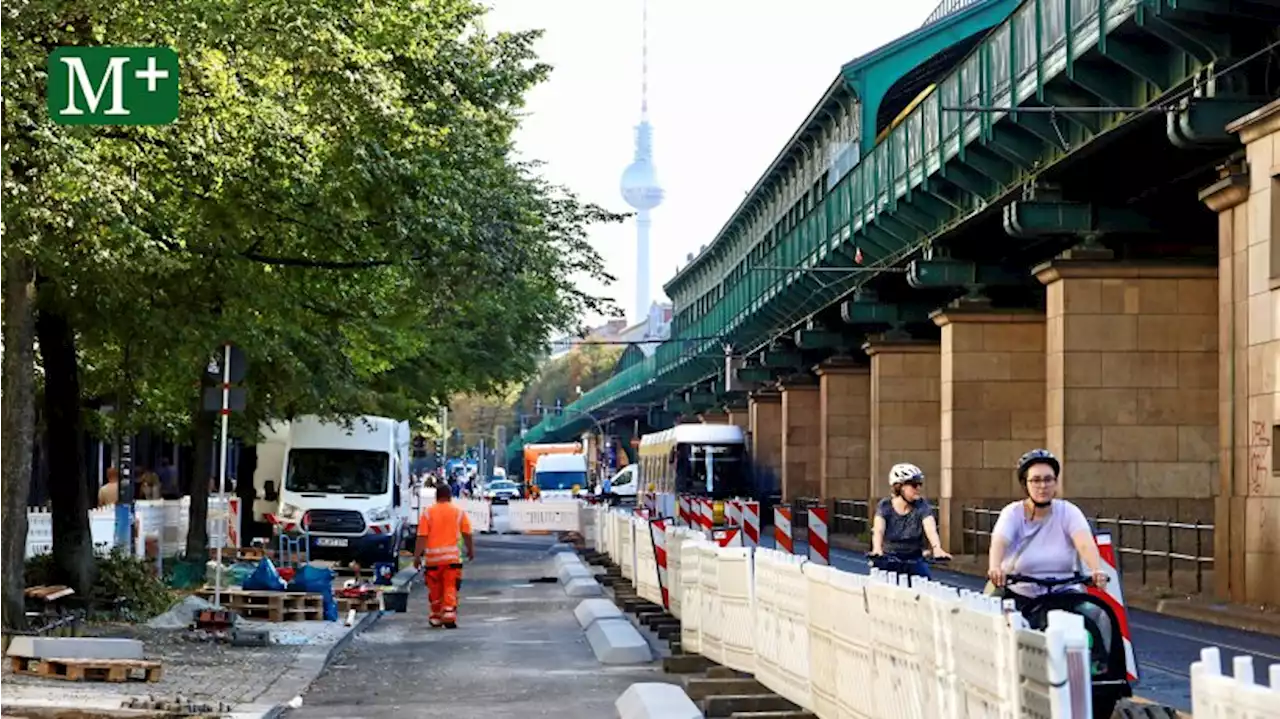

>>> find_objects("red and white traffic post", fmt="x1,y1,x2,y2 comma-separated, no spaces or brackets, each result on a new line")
807,506,830,565
774,506,793,554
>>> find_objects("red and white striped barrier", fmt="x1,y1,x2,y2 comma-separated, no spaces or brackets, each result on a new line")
1088,532,1138,682
807,507,829,565
650,518,670,609
677,495,688,526
726,499,742,527
699,498,714,532
741,501,760,547
774,506,793,554
713,527,743,548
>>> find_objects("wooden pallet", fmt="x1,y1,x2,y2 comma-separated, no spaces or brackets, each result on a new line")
9,656,162,683
194,588,323,622
24,585,75,602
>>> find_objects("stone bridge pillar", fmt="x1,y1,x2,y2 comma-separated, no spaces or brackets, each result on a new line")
1198,101,1279,604
780,377,821,501
863,337,941,512
1035,259,1218,576
725,402,750,431
698,409,728,424
933,306,1046,553
816,360,871,504
749,391,783,496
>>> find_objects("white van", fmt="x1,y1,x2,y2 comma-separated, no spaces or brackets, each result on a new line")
533,453,589,499
599,464,640,502
272,415,412,568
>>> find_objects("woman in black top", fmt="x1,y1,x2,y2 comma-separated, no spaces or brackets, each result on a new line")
868,462,950,578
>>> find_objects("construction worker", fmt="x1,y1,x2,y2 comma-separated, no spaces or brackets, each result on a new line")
414,484,475,628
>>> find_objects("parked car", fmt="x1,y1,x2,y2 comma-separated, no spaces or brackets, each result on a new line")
483,479,521,503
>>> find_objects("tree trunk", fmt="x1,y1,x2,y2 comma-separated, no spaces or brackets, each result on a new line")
185,404,215,557
1,253,38,630
36,299,95,595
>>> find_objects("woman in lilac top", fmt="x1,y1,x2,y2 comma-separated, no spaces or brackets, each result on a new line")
987,449,1109,608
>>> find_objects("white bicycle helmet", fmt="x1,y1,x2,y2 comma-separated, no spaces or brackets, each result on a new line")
888,463,925,487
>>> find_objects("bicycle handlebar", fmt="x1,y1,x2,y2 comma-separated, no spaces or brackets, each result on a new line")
867,553,951,565
1004,573,1095,588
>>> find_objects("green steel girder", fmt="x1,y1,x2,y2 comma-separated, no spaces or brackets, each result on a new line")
737,366,777,384
1002,201,1158,238
960,144,1018,184
1165,0,1280,23
1168,97,1276,149
912,182,963,220
938,161,994,199
761,348,804,370
1099,33,1173,89
794,328,857,351
1135,7,1231,64
665,398,693,415
875,214,922,246
840,298,935,326
906,258,1031,288
1066,61,1132,109
1040,86,1102,133
985,126,1045,170
894,201,940,234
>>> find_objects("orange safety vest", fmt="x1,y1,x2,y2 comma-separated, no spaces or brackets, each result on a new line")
417,502,472,566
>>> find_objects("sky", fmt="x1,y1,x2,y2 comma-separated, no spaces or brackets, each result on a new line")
483,0,947,326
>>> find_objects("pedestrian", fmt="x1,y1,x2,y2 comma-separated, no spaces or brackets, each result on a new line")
414,484,474,628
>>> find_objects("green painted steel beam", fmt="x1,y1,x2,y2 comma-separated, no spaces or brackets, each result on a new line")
737,366,776,384
906,259,1031,289
1002,201,1157,239
794,328,857,351
761,349,804,369
1169,98,1274,149
841,298,935,326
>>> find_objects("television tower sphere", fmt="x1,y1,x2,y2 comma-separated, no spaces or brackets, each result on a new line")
621,157,664,211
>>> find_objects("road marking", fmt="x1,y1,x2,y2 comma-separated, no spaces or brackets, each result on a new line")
1130,622,1280,662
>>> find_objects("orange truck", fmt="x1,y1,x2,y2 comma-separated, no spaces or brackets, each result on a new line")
522,442,582,496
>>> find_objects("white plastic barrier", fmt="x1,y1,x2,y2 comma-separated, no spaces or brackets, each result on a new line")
433,496,492,532
25,499,228,559
507,499,580,532
599,508,1097,719
1192,646,1280,718
634,516,663,608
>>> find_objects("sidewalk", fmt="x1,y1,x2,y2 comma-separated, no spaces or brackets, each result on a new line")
830,534,1280,637
0,574,414,719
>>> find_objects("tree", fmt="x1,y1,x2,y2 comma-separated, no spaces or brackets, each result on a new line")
2,0,621,607
514,343,625,422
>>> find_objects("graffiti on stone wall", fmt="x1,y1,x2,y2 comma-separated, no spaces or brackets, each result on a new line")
1249,421,1270,495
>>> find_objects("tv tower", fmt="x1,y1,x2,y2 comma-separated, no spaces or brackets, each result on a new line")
619,0,663,325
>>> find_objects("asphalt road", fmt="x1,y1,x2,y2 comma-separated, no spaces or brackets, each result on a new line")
285,534,668,719
760,534,1280,712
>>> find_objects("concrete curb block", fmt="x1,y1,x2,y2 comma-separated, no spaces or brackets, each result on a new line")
616,682,701,719
564,577,604,598
558,562,592,585
246,608,386,719
584,617,651,665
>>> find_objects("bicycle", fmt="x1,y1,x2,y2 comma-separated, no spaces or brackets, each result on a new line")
866,552,950,586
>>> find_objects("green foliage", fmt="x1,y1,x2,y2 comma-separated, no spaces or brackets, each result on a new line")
24,549,175,620
515,343,624,418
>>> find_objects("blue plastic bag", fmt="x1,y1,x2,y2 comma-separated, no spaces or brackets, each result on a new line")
242,557,287,592
288,564,338,621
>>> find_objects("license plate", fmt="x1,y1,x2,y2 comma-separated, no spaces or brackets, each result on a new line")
315,537,349,548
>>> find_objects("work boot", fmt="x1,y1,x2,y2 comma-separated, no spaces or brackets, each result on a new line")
428,618,443,628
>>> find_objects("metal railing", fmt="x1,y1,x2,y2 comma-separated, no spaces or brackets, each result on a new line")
923,0,988,26
961,506,1215,594
833,499,871,537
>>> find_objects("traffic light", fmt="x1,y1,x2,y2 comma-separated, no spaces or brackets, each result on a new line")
554,398,563,416
433,439,443,467
411,436,426,458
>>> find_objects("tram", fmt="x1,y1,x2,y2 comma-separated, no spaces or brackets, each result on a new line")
637,424,749,521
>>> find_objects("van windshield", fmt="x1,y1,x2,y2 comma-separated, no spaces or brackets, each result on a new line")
286,449,389,495
536,471,588,490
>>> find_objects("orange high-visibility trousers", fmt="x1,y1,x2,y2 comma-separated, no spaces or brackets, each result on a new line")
425,562,463,624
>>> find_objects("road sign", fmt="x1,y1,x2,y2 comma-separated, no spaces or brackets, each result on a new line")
48,47,179,126
205,345,247,384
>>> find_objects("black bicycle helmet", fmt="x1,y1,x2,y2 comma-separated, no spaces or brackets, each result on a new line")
1017,448,1060,483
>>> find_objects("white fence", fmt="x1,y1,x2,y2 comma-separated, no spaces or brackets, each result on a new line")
595,506,1092,719
25,497,232,560
507,498,581,533
1191,646,1280,717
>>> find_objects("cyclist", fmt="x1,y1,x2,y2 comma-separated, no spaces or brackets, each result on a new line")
986,448,1109,609
868,463,950,578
